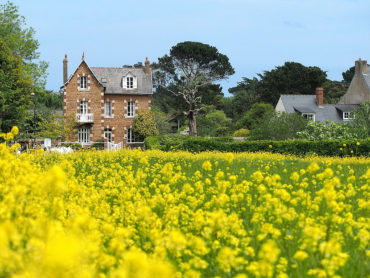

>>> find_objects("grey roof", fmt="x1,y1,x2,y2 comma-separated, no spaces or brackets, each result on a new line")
279,95,354,123
293,106,315,113
335,104,358,112
90,67,153,95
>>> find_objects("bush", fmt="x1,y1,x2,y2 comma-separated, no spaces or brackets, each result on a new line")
249,112,308,140
297,121,355,140
233,129,249,137
144,136,370,157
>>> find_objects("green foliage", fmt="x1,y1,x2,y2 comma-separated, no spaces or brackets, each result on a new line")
0,1,48,91
233,129,249,137
349,101,370,139
297,121,355,140
0,2,49,133
322,80,347,104
236,103,274,129
132,110,159,140
155,41,234,136
145,136,370,157
342,66,355,85
34,91,63,110
249,112,308,140
0,38,33,132
197,105,232,137
151,105,174,135
230,62,327,106
228,89,260,121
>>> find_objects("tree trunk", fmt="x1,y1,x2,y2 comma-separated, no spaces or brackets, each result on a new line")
188,111,197,136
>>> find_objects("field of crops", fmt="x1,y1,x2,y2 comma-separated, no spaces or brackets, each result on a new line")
0,141,369,277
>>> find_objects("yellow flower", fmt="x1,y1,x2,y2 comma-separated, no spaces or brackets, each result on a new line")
202,160,212,171
293,250,308,261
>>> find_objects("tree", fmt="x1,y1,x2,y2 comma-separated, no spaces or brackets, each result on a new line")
132,110,159,141
0,2,48,90
236,103,274,129
155,41,234,136
197,105,232,137
0,38,32,132
0,2,48,132
151,105,173,135
230,62,327,106
342,66,355,86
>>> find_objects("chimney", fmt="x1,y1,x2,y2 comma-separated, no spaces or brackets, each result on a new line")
355,58,367,75
316,87,324,107
145,57,151,75
63,54,68,84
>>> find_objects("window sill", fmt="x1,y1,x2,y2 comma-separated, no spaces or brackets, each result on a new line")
104,115,114,119
78,87,91,92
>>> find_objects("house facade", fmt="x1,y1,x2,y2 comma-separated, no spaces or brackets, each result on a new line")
61,54,153,145
275,58,370,122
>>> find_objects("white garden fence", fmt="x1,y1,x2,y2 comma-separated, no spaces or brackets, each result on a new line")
107,141,123,151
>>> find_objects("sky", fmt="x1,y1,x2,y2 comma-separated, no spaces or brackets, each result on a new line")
11,0,370,96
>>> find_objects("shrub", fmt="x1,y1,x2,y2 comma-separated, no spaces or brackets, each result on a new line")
233,129,249,137
297,121,355,140
144,136,370,157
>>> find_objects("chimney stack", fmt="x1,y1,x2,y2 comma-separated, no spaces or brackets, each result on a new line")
145,57,151,75
63,54,68,84
355,58,367,75
316,87,324,107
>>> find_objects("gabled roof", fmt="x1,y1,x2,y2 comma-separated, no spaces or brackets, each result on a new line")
335,104,358,112
90,67,153,95
60,60,103,89
293,106,315,113
278,95,357,123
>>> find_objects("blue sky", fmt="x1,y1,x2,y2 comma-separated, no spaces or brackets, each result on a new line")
12,0,370,96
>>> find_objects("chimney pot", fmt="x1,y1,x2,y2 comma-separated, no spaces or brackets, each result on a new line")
316,87,324,107
355,58,367,75
145,57,151,75
63,54,68,84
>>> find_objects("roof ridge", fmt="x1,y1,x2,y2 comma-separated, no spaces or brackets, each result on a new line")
91,67,125,69
281,94,315,96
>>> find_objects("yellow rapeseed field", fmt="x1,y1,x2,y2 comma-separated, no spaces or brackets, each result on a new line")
0,128,369,277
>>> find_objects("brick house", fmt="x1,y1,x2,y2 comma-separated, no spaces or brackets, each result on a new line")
61,54,153,145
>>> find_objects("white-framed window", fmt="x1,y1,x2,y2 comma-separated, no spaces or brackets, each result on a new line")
127,128,134,143
104,128,112,142
80,101,88,114
343,112,354,120
127,101,135,117
123,73,137,89
78,127,90,143
302,113,315,121
104,102,112,117
80,76,87,89
127,77,133,88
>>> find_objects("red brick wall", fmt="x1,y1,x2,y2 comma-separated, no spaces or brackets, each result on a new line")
64,61,152,144
103,94,151,144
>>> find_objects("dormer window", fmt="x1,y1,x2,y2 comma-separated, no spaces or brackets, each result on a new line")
302,113,315,121
343,112,354,120
80,76,87,89
123,73,137,89
127,77,133,88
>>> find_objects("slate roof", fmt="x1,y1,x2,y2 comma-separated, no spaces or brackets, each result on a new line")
335,104,358,112
278,95,358,123
90,67,153,95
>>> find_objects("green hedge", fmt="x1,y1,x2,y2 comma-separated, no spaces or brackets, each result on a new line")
144,136,370,157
